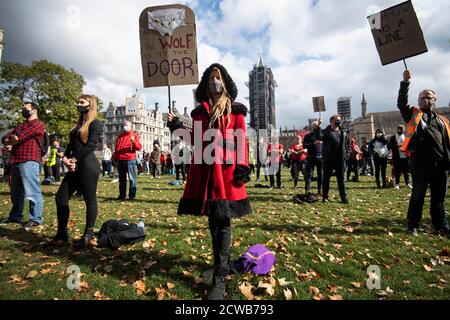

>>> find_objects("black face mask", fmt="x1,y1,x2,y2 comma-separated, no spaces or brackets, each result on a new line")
22,109,31,119
397,132,403,135
77,105,90,114
335,120,341,127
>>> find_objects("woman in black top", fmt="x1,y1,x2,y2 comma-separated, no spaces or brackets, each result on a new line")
52,95,102,248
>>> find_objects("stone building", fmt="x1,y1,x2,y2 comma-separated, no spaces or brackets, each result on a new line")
102,93,172,152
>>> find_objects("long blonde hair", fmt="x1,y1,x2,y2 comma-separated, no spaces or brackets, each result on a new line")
72,94,97,143
208,68,232,128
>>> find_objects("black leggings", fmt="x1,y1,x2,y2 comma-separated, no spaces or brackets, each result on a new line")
347,159,359,181
373,156,387,187
55,155,100,233
175,164,185,181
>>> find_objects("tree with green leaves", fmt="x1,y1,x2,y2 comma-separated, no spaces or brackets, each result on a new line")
0,59,103,143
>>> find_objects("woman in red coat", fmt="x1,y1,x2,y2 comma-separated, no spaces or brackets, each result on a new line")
167,63,252,300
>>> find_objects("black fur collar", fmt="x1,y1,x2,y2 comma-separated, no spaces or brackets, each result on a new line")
190,102,248,118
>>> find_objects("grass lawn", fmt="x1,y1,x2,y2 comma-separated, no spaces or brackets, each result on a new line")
0,171,449,300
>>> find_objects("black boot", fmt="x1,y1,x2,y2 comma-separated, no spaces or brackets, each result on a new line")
50,228,70,245
73,228,96,250
207,218,231,300
207,273,227,300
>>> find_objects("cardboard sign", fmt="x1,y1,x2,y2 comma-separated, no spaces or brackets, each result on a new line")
368,0,428,66
312,96,326,113
139,4,199,87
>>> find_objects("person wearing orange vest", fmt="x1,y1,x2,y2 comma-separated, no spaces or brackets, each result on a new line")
398,69,450,237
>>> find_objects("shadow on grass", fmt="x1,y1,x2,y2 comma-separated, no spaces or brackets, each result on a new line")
0,226,210,298
97,196,178,205
235,218,410,236
142,187,184,191
0,190,58,198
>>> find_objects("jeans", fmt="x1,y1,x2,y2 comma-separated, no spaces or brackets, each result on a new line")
143,160,150,174
9,161,43,224
101,160,112,177
407,159,449,230
305,157,323,193
362,156,374,175
118,160,137,199
152,164,161,178
291,160,304,187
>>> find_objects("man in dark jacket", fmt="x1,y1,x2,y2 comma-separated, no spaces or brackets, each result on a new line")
321,115,351,203
398,69,450,237
303,120,323,195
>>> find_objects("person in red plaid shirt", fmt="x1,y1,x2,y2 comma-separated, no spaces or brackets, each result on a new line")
0,102,45,231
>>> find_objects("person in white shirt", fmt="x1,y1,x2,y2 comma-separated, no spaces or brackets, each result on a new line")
388,125,412,189
102,143,113,178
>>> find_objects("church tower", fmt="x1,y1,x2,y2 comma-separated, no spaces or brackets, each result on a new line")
361,93,367,119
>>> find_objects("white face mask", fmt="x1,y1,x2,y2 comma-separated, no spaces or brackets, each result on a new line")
123,125,131,133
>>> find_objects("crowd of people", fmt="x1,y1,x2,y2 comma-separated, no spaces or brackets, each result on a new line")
0,66,449,299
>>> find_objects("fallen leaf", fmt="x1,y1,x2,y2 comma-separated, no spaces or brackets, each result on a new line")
257,281,275,296
77,281,89,292
283,288,293,300
328,294,343,300
93,291,106,300
143,260,157,269
309,286,320,295
423,265,433,272
133,280,147,295
26,270,39,279
238,282,254,300
40,268,53,274
166,282,175,289
278,278,293,287
351,282,362,288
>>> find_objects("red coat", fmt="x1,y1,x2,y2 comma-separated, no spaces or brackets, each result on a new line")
173,102,252,219
114,130,142,161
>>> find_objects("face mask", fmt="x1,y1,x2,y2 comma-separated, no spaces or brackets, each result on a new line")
335,120,341,127
123,125,131,133
77,104,90,114
209,78,223,95
22,109,31,119
397,132,403,135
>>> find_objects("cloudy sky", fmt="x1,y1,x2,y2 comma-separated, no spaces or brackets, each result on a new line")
1,0,449,128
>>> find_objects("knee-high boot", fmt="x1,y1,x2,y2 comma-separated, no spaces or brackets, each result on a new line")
207,217,231,300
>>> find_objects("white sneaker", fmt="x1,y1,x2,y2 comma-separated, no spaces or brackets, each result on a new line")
407,183,413,189
112,178,119,183
394,184,400,190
